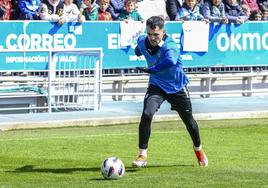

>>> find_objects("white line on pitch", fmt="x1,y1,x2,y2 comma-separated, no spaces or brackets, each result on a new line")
0,130,181,142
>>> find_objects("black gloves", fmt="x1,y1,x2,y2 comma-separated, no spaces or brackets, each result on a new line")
136,67,154,74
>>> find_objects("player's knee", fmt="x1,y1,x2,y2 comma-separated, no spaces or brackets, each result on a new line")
178,110,193,120
142,110,154,121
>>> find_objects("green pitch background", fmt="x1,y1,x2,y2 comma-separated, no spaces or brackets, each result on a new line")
0,119,267,187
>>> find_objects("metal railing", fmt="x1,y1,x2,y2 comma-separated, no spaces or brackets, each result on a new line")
1,48,268,113
99,68,268,100
0,48,102,114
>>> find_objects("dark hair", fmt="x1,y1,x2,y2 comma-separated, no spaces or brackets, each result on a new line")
249,10,262,20
124,0,136,5
146,16,165,29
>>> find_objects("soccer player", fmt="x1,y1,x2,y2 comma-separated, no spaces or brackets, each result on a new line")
132,16,208,168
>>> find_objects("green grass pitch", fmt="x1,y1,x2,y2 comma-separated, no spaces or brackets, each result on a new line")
0,118,268,187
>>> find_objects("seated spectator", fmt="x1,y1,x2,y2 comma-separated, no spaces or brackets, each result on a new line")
10,0,19,19
136,0,168,21
107,0,124,20
241,0,259,14
224,0,248,24
73,0,82,8
257,0,268,20
262,9,268,20
18,0,41,20
241,0,260,19
0,5,4,18
118,0,143,21
166,0,183,20
0,0,12,20
80,0,98,20
97,0,113,20
40,0,66,25
175,0,205,20
64,0,84,22
249,9,262,19
202,0,228,23
258,0,268,11
241,4,251,17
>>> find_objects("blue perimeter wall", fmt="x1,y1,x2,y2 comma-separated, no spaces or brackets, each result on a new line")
0,21,267,70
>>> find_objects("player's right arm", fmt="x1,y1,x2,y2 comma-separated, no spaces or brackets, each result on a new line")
135,35,144,57
135,46,142,56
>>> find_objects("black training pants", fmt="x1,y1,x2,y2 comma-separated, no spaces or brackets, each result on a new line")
139,84,201,149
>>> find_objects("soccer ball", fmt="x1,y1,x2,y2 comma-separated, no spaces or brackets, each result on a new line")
101,157,125,179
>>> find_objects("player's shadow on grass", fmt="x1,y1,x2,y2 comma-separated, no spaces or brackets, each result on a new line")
148,164,195,168
124,164,194,173
8,164,193,175
90,164,194,181
9,165,141,174
7,165,100,174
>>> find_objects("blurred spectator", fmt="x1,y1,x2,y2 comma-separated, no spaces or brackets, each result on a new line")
97,0,113,20
80,0,98,20
18,0,41,20
258,0,268,20
241,0,260,19
202,0,229,23
241,4,251,17
224,0,248,24
118,0,143,21
175,0,205,20
241,0,259,13
64,0,84,22
0,0,12,20
249,9,262,19
262,9,267,19
107,0,124,20
73,0,82,8
136,0,168,20
258,0,268,11
0,5,5,17
40,0,66,25
166,0,183,20
10,0,19,19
